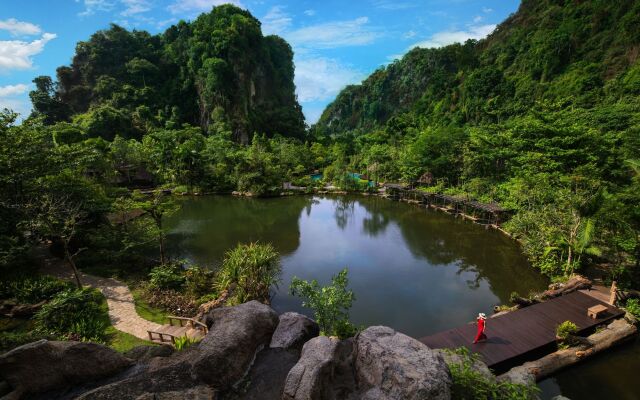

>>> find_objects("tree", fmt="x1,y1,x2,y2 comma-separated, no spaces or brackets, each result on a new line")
29,76,69,124
289,268,356,338
133,190,179,264
26,195,87,288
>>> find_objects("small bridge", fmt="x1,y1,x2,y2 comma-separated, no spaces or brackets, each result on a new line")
419,291,624,373
147,316,208,345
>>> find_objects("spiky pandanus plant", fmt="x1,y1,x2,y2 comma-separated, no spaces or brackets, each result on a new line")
216,242,281,305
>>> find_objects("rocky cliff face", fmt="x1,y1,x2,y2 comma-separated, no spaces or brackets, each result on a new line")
49,5,306,142
0,301,455,400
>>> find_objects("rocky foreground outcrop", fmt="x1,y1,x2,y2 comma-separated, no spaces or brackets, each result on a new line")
282,327,451,400
0,340,132,398
0,302,454,400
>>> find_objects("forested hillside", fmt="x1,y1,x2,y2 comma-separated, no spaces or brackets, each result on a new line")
315,0,640,134
30,5,305,143
310,0,640,280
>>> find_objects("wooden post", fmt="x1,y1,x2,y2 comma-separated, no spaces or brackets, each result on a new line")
609,281,618,305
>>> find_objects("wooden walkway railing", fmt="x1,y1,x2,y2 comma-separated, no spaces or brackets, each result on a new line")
147,316,208,345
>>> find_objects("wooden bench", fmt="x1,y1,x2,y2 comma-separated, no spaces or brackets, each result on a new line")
587,304,608,319
147,316,208,345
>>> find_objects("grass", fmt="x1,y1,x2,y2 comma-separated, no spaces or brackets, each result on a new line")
96,289,157,352
105,326,154,353
131,287,169,324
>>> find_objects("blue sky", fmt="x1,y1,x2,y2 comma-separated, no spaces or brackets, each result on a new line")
0,0,520,123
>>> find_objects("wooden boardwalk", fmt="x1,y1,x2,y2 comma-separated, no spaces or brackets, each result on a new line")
419,291,624,373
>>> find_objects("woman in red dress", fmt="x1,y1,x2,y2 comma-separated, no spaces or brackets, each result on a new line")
473,313,487,343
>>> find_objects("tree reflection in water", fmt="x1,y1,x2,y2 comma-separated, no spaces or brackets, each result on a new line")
166,195,548,337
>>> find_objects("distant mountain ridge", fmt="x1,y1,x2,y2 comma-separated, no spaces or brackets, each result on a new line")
313,0,640,136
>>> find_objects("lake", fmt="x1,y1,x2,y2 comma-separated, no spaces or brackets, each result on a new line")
166,194,547,337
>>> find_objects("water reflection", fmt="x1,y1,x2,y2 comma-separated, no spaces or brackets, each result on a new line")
166,195,548,337
165,196,314,266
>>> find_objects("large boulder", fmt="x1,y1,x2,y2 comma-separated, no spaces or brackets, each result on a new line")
233,347,300,400
134,385,217,399
75,353,200,400
78,301,280,399
125,345,174,363
0,340,132,397
194,300,279,389
270,312,320,352
282,336,355,400
354,326,452,400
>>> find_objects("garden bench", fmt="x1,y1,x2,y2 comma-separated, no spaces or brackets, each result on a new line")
587,304,608,319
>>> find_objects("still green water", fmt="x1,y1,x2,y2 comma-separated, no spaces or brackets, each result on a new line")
166,195,547,336
165,195,640,398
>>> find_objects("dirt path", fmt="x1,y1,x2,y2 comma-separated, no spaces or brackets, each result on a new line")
40,255,162,340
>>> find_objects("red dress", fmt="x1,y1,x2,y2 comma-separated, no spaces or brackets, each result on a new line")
473,318,487,343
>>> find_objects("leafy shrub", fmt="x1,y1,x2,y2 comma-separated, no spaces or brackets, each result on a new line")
445,347,539,400
174,335,199,351
290,268,356,338
0,276,72,304
34,288,108,341
140,286,198,317
625,298,640,319
217,243,281,305
556,320,579,348
148,264,186,291
185,266,217,299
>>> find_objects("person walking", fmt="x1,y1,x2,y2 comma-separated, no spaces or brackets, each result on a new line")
473,312,487,344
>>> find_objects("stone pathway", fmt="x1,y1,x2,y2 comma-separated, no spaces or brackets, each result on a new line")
40,255,162,340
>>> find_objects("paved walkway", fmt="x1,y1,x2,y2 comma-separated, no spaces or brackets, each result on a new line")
40,255,162,340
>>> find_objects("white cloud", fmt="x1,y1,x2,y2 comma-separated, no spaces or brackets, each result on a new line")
0,84,31,118
482,7,493,13
303,9,315,17
0,19,42,36
77,0,115,17
410,24,496,49
167,0,242,15
403,30,416,39
288,17,380,49
262,6,292,35
0,84,29,97
294,57,363,103
473,15,483,23
121,0,152,16
0,33,57,71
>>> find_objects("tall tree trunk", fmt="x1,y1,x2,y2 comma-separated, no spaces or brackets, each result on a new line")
63,241,82,289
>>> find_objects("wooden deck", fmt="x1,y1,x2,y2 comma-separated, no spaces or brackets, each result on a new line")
419,291,624,373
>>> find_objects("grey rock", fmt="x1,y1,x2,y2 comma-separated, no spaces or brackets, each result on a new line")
194,300,279,389
499,365,536,387
0,340,132,396
125,344,174,362
231,347,300,400
354,326,452,400
282,336,356,400
134,385,217,400
270,312,320,352
76,353,200,400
